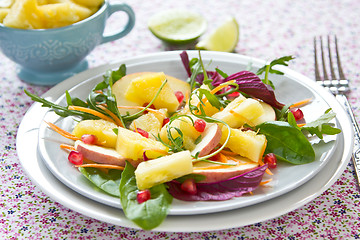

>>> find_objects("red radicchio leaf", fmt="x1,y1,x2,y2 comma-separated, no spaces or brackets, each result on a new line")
224,71,284,109
167,164,268,201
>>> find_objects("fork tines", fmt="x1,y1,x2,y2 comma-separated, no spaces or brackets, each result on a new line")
314,35,350,94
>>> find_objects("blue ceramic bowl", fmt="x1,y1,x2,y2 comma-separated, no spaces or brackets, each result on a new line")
0,1,135,85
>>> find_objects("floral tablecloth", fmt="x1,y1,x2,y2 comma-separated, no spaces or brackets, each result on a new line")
1,0,360,239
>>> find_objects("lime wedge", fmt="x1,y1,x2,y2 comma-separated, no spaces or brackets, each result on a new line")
196,17,239,52
148,9,207,45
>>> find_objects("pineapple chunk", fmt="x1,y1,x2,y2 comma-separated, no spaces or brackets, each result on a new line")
3,0,44,29
38,2,92,28
213,96,264,128
72,0,103,8
116,127,168,161
190,84,220,116
220,126,267,162
72,119,118,148
0,9,10,23
129,109,167,140
135,150,193,190
159,115,201,151
124,72,180,113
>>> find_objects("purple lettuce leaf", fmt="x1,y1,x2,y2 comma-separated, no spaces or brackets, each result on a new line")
179,51,284,109
167,164,268,201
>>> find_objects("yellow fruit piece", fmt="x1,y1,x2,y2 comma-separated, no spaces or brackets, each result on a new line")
220,126,267,163
38,2,92,28
213,96,264,128
196,17,239,52
115,127,168,161
3,0,44,29
72,119,118,148
72,0,103,8
0,9,10,23
135,150,193,190
124,72,180,113
129,109,167,140
159,115,201,151
190,84,220,116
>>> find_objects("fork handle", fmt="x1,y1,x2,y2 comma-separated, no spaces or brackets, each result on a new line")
336,94,360,188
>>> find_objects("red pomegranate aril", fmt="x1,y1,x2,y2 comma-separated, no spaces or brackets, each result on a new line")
290,108,304,121
162,117,170,126
68,151,84,165
81,134,97,145
194,119,206,132
137,189,151,204
175,91,184,103
135,128,149,138
263,153,277,169
181,179,197,195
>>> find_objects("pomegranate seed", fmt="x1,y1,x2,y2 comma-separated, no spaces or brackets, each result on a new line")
181,179,197,195
137,189,151,204
162,117,170,126
135,128,149,138
290,108,304,121
142,103,155,113
194,119,206,132
68,151,83,165
263,153,277,169
175,91,184,103
228,91,240,97
81,134,97,145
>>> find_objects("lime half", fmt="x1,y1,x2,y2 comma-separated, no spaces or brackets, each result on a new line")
196,17,239,52
148,9,207,45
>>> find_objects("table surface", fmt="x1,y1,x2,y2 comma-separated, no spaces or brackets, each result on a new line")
1,0,360,239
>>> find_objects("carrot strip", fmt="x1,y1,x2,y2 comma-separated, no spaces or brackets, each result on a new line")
68,106,116,124
258,158,273,176
220,149,238,156
226,156,255,165
97,105,123,127
297,123,306,128
290,98,312,108
45,121,80,141
117,106,166,116
217,153,229,163
60,144,75,151
210,80,236,95
75,164,124,170
260,179,273,185
133,121,139,134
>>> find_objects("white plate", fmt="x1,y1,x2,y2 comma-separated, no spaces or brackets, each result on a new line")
17,51,353,231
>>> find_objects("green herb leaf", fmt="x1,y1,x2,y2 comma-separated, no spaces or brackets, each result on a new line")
79,167,122,197
119,162,172,230
301,109,341,139
256,56,295,76
257,121,315,164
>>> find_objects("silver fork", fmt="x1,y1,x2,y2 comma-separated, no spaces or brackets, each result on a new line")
314,35,360,188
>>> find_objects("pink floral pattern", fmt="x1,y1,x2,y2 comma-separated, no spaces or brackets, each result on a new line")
1,0,360,238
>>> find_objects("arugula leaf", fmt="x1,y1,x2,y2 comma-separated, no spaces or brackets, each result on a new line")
301,109,341,139
79,167,122,197
256,56,295,76
119,162,172,230
257,121,315,164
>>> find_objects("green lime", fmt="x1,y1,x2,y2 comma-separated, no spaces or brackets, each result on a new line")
148,9,207,45
196,17,239,52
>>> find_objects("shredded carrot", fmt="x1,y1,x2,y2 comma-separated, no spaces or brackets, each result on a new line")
75,164,124,170
133,121,139,134
248,191,254,195
258,158,273,176
97,105,123,127
60,144,75,151
45,121,80,141
210,80,236,95
260,179,273,185
117,106,166,116
68,106,117,125
220,149,238,156
226,155,255,165
217,153,229,163
290,98,312,108
297,123,306,128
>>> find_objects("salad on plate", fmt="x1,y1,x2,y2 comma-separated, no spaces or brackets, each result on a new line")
25,51,341,230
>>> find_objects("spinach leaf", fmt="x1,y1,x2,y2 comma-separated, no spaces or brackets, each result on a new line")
79,167,122,197
119,162,173,230
301,109,341,139
257,121,315,164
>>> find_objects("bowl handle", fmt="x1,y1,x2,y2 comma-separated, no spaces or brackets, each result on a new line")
101,3,135,44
